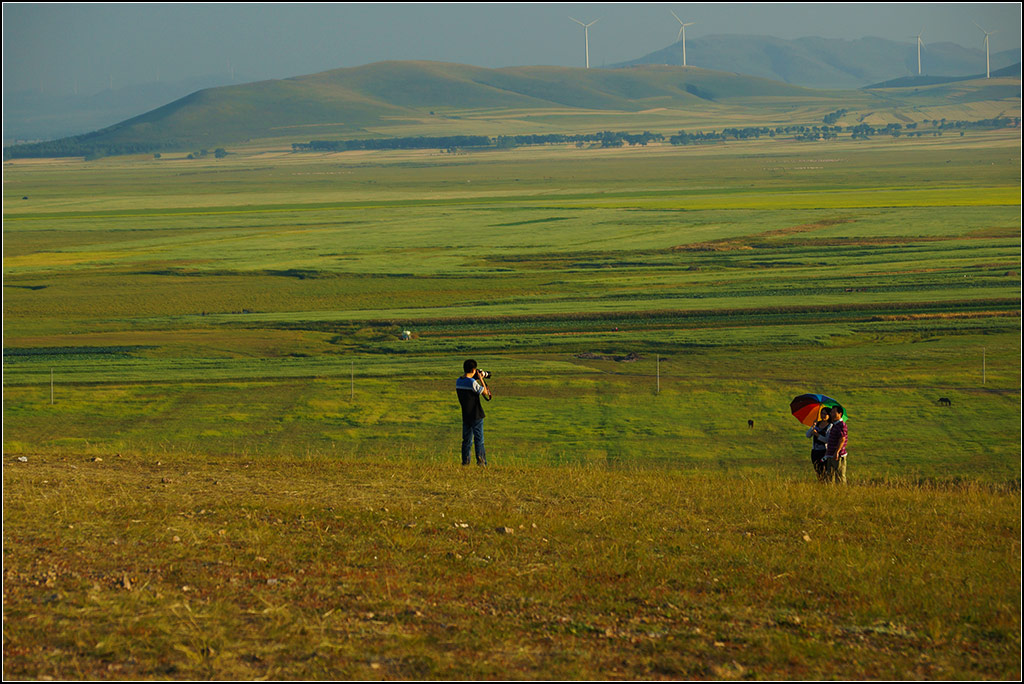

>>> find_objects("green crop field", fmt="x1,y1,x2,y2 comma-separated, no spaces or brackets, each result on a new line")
3,126,1021,679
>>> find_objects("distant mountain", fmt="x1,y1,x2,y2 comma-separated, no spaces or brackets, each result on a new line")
7,35,1019,145
865,63,1023,89
4,60,1018,159
613,35,1022,90
5,61,820,153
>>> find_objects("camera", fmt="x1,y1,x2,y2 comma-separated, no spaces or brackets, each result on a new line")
476,369,492,379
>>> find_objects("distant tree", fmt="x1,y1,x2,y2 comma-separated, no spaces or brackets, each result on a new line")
153,153,161,159
214,148,227,158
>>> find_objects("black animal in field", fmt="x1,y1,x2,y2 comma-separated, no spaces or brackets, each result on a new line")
748,419,754,429
938,397,952,407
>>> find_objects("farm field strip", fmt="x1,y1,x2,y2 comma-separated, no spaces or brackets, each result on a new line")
4,184,1018,224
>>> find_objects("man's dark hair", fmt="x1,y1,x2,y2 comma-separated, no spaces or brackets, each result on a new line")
463,359,477,374
831,405,844,416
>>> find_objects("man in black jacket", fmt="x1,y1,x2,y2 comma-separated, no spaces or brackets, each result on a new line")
455,359,491,466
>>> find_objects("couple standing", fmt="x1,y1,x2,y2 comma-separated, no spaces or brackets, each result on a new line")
807,406,848,483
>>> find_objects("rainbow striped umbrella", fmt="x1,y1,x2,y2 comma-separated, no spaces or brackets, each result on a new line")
790,393,846,427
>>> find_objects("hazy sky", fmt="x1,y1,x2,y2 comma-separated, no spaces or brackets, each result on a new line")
4,3,1021,95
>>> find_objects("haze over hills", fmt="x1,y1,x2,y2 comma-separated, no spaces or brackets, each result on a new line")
4,59,1020,158
5,34,1021,145
614,34,1022,90
5,61,824,153
865,63,1022,89
3,73,254,145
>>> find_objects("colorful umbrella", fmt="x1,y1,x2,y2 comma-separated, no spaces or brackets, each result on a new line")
790,393,847,427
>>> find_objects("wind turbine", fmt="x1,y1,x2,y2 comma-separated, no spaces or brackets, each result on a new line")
670,11,695,67
569,17,599,69
916,29,924,75
975,23,996,78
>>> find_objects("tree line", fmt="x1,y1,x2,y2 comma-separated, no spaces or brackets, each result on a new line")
3,137,172,160
2,137,230,161
291,131,665,153
5,116,1017,160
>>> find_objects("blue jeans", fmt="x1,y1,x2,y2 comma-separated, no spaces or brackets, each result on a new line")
461,419,486,465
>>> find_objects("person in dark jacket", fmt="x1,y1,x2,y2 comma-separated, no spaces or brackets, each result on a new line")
823,406,848,484
456,359,491,466
806,407,831,481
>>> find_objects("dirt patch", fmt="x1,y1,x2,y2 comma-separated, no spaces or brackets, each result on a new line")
964,226,1021,239
672,241,754,252
755,218,854,239
576,352,643,362
871,310,1020,322
674,219,853,251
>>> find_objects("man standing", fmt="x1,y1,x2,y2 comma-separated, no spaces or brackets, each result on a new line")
456,359,491,466
823,405,848,484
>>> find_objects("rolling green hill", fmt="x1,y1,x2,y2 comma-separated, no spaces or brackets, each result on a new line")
1,62,826,153
3,60,1020,157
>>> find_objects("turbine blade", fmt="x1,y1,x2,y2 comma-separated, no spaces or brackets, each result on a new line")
569,16,585,26
670,9,683,25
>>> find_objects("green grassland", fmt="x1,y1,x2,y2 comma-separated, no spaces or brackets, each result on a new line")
3,131,1021,472
3,126,1021,678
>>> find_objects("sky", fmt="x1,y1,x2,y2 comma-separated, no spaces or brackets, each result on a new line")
3,2,1021,96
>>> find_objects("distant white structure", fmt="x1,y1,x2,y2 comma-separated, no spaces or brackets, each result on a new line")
670,11,695,67
401,330,412,340
569,17,599,69
975,23,996,78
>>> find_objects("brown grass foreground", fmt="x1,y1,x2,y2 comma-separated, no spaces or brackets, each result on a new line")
3,452,1020,680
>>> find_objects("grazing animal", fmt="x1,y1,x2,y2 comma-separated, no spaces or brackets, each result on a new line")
938,397,952,407
748,419,754,429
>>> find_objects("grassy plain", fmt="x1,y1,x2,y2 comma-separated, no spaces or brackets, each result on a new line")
3,456,1019,680
3,126,1021,678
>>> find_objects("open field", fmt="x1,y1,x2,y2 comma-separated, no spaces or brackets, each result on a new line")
3,126,1021,678
3,455,1019,680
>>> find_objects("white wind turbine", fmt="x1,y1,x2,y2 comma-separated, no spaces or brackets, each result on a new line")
670,11,695,67
569,17,600,69
916,29,924,75
975,22,997,78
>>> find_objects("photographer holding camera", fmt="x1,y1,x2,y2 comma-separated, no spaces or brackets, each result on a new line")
456,359,492,466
